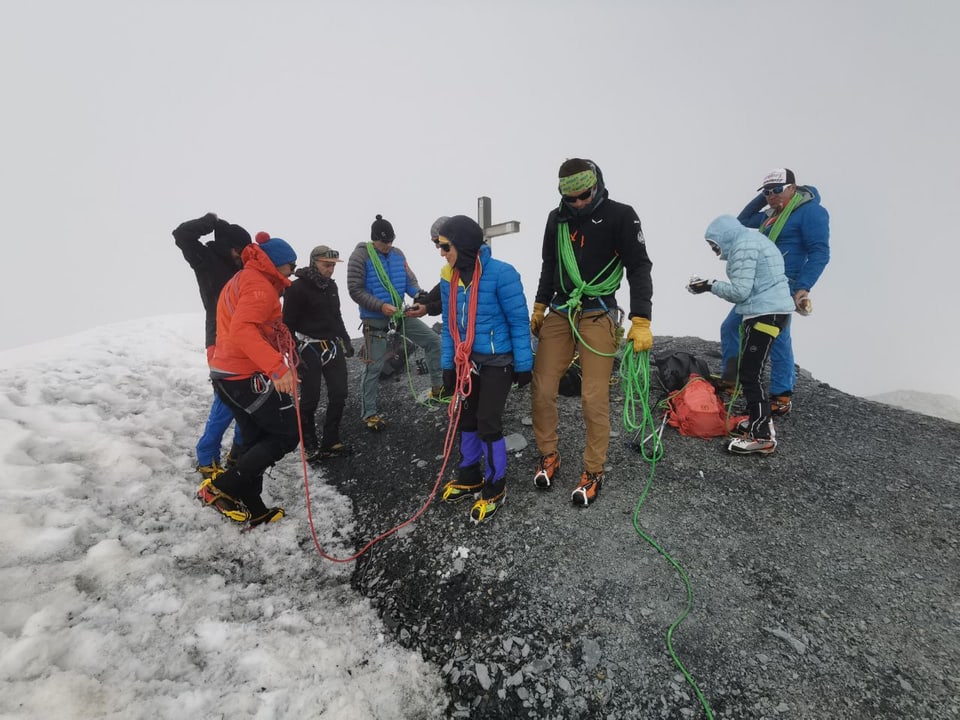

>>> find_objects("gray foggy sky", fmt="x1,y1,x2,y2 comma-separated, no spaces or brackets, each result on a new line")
3,0,958,398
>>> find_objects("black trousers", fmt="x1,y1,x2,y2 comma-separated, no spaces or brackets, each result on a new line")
738,313,791,439
212,374,300,515
297,340,348,448
457,364,514,441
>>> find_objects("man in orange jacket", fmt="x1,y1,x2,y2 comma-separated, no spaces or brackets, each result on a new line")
197,232,300,528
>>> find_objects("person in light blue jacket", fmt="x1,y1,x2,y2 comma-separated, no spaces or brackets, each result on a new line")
721,168,830,416
436,215,532,524
688,215,794,455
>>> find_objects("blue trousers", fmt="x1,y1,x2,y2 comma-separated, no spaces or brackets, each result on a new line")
720,307,795,396
195,390,243,466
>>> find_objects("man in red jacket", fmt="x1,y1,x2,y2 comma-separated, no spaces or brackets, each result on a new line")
197,232,300,528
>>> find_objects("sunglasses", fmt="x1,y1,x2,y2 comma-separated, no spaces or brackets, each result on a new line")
315,249,339,259
762,184,792,196
437,242,452,252
562,187,594,203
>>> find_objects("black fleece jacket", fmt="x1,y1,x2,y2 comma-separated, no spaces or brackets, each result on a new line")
534,168,653,319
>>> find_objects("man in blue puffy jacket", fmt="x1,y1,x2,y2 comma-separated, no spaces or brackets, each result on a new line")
721,168,830,416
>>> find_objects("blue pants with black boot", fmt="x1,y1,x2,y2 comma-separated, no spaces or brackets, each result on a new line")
196,390,244,467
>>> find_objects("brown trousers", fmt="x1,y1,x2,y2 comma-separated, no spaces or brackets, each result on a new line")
531,310,618,473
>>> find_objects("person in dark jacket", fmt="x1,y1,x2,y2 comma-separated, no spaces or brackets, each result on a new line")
530,158,653,507
172,212,250,477
283,244,353,461
724,168,830,416
436,215,532,524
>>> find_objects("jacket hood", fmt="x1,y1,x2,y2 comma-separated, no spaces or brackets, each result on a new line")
704,215,748,260
240,244,293,290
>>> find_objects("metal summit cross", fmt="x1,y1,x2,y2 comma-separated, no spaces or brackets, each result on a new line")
477,196,520,249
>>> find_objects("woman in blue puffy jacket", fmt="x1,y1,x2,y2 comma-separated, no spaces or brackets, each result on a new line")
688,215,794,455
436,215,532,523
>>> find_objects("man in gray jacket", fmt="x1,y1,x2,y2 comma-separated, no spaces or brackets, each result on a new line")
346,214,442,430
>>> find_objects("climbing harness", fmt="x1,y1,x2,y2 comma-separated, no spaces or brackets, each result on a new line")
553,222,624,358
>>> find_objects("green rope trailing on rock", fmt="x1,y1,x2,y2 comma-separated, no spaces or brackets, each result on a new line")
619,347,715,720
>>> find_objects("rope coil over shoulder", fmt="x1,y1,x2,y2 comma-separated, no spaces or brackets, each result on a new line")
555,222,623,358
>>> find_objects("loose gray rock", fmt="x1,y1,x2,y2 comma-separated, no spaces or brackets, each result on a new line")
322,335,959,719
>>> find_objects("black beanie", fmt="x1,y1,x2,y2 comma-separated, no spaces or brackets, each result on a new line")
440,215,484,270
370,214,396,242
214,220,252,250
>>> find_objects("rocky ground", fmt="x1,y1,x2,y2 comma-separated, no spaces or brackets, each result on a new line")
309,334,960,719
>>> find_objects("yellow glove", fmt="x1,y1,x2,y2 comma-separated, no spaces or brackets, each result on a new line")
626,317,653,352
530,303,548,338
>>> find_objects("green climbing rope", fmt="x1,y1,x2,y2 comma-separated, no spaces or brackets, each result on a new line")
619,347,715,720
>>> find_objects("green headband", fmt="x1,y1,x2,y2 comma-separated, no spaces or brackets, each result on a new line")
558,170,597,195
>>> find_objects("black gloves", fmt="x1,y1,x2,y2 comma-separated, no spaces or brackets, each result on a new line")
177,212,218,236
513,370,532,388
413,289,430,306
443,369,457,395
340,339,355,358
686,278,713,295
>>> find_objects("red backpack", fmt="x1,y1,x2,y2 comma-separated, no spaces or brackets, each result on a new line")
665,376,744,438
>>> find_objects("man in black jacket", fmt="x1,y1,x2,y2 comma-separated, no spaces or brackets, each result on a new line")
283,244,354,460
173,212,251,477
530,159,654,507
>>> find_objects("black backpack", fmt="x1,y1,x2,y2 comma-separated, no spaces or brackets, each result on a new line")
653,351,715,394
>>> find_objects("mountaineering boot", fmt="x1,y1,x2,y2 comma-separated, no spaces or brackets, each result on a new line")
442,463,483,502
470,480,506,524
728,419,777,455
571,470,604,507
469,437,508,523
727,436,777,455
442,431,484,502
364,414,386,431
196,476,251,522
770,395,792,417
533,451,560,489
318,442,351,459
196,461,224,481
248,507,285,529
428,385,450,403
303,442,321,463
